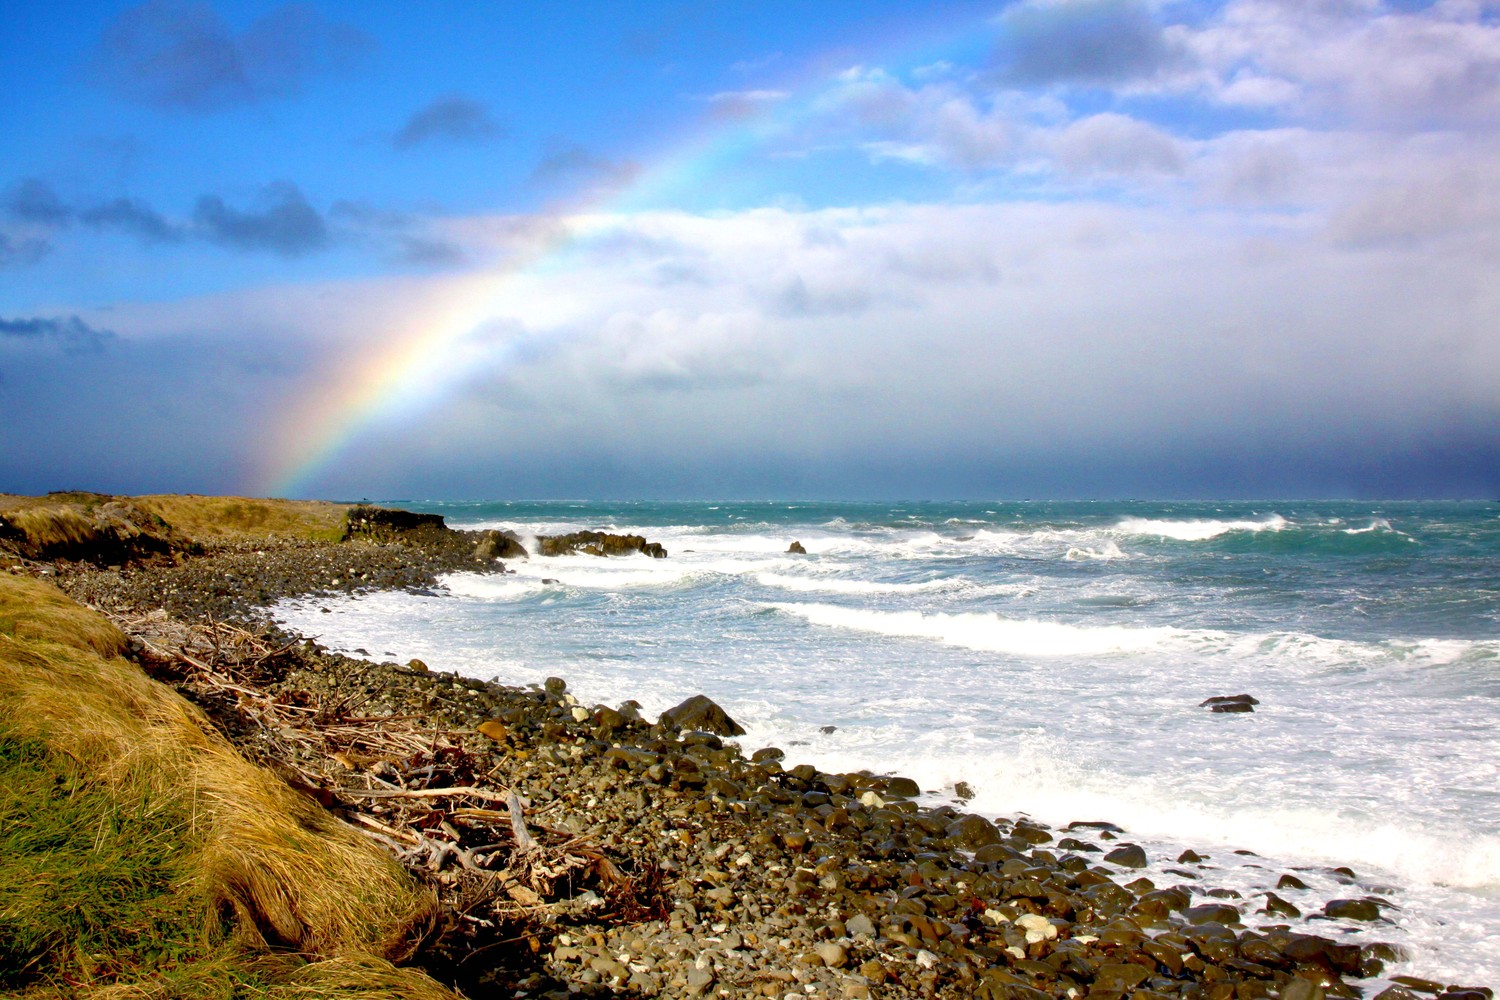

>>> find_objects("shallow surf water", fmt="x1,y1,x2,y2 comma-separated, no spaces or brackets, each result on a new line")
274,500,1500,986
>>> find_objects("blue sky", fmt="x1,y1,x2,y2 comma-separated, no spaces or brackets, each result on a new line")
2,0,1498,500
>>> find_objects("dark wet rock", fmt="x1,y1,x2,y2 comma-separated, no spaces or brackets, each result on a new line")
1178,848,1205,863
788,540,807,554
1392,976,1448,994
1283,978,1328,1000
880,775,921,799
1263,891,1301,918
1183,903,1242,925
1375,989,1423,1000
658,694,745,736
344,504,449,544
947,813,1003,849
535,530,666,558
474,529,527,560
1104,844,1148,868
1201,693,1258,713
1278,873,1309,890
1324,897,1384,921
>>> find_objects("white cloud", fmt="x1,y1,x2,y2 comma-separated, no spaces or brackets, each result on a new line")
1046,113,1188,176
1186,0,1500,123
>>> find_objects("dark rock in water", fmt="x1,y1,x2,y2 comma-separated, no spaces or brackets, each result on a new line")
1104,844,1148,868
880,775,921,798
1262,891,1300,917
819,725,837,734
953,780,974,801
1391,976,1447,995
541,578,559,585
536,530,667,558
1374,989,1423,1000
1324,897,1383,921
544,676,567,695
788,540,807,554
1178,849,1205,863
1183,902,1242,925
1201,693,1259,713
1278,873,1309,890
1067,820,1125,833
474,529,527,561
750,746,784,762
659,694,745,736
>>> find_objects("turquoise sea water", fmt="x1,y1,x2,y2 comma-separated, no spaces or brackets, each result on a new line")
276,500,1500,986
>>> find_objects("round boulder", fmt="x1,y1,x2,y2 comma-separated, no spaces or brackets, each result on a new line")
658,693,746,736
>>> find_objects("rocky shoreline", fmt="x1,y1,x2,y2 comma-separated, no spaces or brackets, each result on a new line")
7,499,1490,1000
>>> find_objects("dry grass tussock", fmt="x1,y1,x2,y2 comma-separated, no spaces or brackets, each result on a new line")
131,496,351,545
0,493,351,560
0,573,459,998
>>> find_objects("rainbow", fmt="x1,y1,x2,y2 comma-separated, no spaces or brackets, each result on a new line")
258,13,984,498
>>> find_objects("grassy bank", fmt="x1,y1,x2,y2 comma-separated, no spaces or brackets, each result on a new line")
0,572,457,999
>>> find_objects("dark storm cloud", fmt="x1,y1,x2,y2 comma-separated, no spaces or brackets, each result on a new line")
393,96,505,150
81,197,182,243
994,0,1174,86
94,0,370,112
4,178,72,225
193,181,329,256
0,315,117,353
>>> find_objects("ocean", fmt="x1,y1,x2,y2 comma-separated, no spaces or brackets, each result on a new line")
272,500,1500,986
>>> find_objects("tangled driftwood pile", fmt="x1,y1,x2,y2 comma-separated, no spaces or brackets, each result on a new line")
105,608,665,984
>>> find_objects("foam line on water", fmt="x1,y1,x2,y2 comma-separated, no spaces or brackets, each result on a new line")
1114,514,1288,541
769,602,1182,656
754,572,964,596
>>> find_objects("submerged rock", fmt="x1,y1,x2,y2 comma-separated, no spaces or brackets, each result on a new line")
1201,693,1259,713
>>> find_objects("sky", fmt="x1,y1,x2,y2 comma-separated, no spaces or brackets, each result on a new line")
1,0,1497,501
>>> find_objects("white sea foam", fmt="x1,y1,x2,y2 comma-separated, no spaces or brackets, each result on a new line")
1114,514,1288,541
770,603,1182,656
754,572,960,595
1065,541,1126,561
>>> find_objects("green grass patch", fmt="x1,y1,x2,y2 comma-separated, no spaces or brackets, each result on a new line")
0,732,258,998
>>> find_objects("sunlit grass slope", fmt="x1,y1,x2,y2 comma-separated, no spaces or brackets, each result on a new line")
0,494,352,558
0,573,459,999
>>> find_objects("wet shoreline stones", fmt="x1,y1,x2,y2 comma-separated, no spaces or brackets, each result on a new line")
39,532,1493,999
